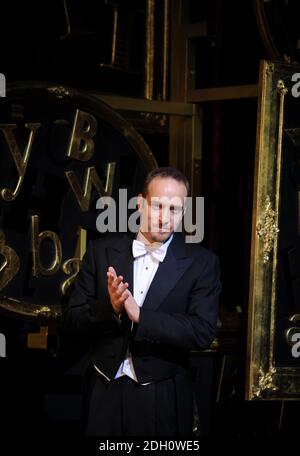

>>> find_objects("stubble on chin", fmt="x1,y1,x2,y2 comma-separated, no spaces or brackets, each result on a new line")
150,231,172,243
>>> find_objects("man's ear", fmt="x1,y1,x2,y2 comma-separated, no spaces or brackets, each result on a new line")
137,193,146,213
182,196,188,215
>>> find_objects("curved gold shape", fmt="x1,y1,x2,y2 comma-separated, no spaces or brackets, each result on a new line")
0,295,61,320
0,230,20,290
254,1,281,61
0,82,158,321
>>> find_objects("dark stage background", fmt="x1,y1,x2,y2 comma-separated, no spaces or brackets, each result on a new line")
0,0,300,439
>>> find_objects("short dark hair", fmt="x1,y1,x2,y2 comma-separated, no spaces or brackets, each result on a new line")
142,166,190,196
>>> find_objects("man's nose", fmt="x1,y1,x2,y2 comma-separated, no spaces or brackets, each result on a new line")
159,207,170,224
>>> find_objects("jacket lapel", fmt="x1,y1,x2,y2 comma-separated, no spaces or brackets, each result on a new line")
142,233,193,312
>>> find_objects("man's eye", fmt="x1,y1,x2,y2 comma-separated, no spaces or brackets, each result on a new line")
151,203,160,210
171,207,182,214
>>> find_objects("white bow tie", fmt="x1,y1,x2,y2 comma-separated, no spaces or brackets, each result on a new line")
132,239,168,262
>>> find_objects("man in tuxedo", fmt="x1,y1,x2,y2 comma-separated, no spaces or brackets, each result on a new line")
64,166,221,436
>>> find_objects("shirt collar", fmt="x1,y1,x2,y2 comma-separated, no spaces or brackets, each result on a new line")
136,231,174,248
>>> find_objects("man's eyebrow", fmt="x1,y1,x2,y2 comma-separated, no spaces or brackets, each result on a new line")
170,204,183,210
149,199,183,209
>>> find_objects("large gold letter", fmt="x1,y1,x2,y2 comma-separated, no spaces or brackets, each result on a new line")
0,230,20,290
65,162,116,211
61,258,82,297
67,110,97,161
61,227,86,297
0,123,41,201
31,215,62,277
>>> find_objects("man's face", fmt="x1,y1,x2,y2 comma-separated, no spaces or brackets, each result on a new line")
138,176,187,243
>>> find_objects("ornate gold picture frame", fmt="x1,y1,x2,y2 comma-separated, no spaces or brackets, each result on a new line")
247,60,300,400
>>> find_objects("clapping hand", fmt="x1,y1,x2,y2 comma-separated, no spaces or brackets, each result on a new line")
107,266,140,323
107,266,129,316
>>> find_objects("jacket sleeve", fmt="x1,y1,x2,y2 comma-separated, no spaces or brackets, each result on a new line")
133,254,221,350
62,240,121,337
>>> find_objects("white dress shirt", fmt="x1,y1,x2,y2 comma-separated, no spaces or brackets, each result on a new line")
114,231,173,384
